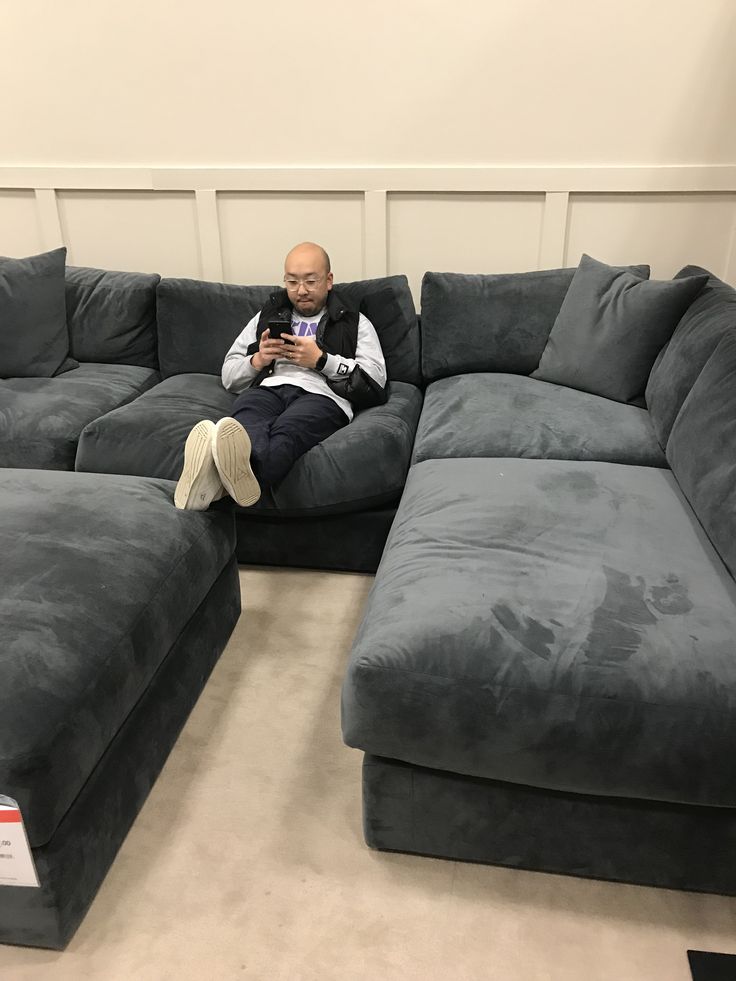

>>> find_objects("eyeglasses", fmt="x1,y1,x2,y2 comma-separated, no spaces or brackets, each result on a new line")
284,276,324,292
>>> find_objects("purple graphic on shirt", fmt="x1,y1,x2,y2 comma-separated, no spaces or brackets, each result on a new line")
292,319,318,337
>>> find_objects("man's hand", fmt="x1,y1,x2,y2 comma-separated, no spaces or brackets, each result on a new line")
280,335,322,370
251,330,286,370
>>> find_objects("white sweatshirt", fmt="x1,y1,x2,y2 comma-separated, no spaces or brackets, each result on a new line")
221,307,387,422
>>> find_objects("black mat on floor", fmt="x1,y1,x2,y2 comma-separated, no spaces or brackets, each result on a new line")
688,950,736,981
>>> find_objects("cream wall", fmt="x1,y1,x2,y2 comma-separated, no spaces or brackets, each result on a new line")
1,0,735,298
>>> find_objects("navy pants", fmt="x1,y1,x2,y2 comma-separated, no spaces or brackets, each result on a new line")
230,384,348,488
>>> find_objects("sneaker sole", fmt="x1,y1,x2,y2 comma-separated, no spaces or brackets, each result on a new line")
174,420,223,510
212,418,261,507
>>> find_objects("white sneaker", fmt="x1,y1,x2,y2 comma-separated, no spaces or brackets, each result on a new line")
174,420,225,510
211,417,261,507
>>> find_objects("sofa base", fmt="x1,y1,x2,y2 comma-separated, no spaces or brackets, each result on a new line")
235,506,397,573
362,754,736,896
0,555,241,950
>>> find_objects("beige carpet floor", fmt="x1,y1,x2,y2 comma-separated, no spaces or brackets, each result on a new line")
1,567,735,981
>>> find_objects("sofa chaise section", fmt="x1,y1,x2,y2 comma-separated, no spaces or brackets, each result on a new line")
0,468,240,948
341,260,736,893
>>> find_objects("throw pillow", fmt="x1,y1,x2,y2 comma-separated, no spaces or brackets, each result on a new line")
0,247,77,378
531,254,707,403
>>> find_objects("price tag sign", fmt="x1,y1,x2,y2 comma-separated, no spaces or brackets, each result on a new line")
0,795,40,888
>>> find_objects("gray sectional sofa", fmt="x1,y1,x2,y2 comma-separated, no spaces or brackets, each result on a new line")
342,260,736,895
3,245,736,950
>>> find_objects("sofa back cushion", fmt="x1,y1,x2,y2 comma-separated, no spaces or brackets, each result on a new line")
157,274,420,383
420,268,577,383
157,278,276,378
1,248,76,378
667,332,736,578
332,274,420,386
646,266,736,447
65,266,160,368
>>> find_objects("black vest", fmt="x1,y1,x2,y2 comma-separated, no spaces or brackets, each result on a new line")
247,289,360,363
246,288,388,410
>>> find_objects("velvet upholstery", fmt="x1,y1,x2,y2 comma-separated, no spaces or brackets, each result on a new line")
0,248,77,379
342,457,736,808
646,265,736,447
332,274,421,386
156,273,421,385
156,278,275,378
531,255,707,403
420,267,577,383
77,373,422,517
65,265,160,368
412,373,667,467
271,381,422,514
667,332,736,578
76,372,236,478
0,362,160,470
0,553,240,949
362,755,736,896
235,506,397,572
0,468,237,848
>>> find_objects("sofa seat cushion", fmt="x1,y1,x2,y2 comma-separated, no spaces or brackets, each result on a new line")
75,373,236,479
0,468,236,848
0,363,160,470
342,457,736,808
77,373,424,516
412,374,666,467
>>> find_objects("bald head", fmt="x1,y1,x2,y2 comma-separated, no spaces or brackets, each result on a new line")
283,242,334,315
285,242,331,276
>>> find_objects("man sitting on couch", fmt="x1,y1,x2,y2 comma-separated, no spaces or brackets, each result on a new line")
174,241,387,510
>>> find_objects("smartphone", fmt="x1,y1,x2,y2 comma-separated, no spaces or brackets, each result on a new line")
267,320,293,339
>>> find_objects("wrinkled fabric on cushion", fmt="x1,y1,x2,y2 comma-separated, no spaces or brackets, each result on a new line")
667,332,736,578
0,468,236,847
76,372,235,479
0,248,77,379
333,275,420,386
271,381,423,514
412,373,666,467
420,267,577,383
646,265,736,447
0,555,240,949
157,278,276,378
78,372,422,516
65,265,160,367
0,363,159,470
342,457,736,807
532,254,706,403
